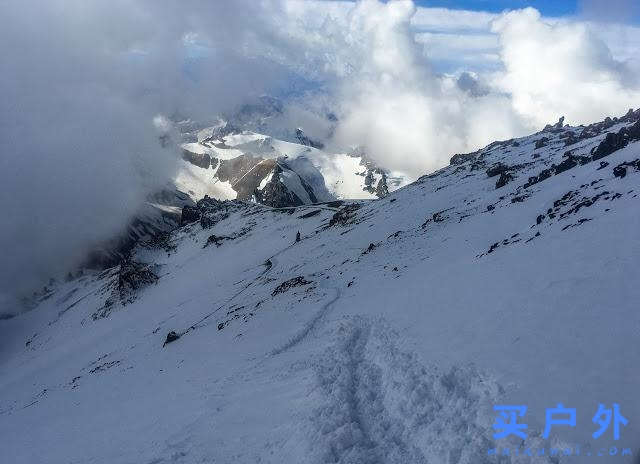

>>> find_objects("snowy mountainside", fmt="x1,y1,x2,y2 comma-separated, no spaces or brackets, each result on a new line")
1,111,639,463
177,121,407,205
83,188,194,269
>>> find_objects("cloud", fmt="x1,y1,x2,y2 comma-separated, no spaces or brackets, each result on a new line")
301,2,640,174
2,0,640,312
0,5,176,312
310,0,526,174
491,7,640,127
0,0,296,311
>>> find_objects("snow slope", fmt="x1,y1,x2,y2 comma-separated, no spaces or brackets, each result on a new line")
1,112,639,463
174,159,237,201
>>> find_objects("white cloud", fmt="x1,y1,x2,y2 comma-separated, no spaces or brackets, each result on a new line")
276,2,640,175
0,0,297,305
325,0,526,175
2,0,640,304
491,7,640,127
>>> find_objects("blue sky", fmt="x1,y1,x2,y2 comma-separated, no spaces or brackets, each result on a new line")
414,0,640,23
415,0,576,16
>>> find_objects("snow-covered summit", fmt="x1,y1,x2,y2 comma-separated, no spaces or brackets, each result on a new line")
177,126,407,205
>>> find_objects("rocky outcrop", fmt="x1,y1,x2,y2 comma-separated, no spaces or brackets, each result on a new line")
93,258,159,319
450,152,477,165
180,205,201,225
543,116,565,133
118,260,158,303
85,189,193,270
592,120,640,160
181,149,211,169
328,203,361,227
534,137,549,150
375,172,389,198
272,276,312,296
486,163,509,178
296,128,324,150
354,153,393,198
182,195,246,228
613,159,640,179
495,172,514,189
555,153,590,175
258,166,305,208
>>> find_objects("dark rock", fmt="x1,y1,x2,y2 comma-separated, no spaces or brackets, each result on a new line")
163,331,180,347
496,172,514,189
363,243,376,254
364,170,374,188
181,149,211,169
258,164,306,208
295,128,324,149
450,152,476,165
272,276,312,296
328,203,361,227
563,134,578,146
555,153,590,175
205,234,222,247
197,196,234,229
524,168,554,188
603,116,614,129
592,120,640,160
612,159,640,179
325,201,344,208
375,172,389,198
200,215,217,229
299,209,322,219
543,117,565,133
486,163,509,178
84,189,192,270
432,210,448,222
613,166,627,178
534,137,549,149
181,205,201,225
118,260,158,302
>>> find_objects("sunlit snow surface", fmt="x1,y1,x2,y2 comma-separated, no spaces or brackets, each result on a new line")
174,159,237,201
1,117,639,463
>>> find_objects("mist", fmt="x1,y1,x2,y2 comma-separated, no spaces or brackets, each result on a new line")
0,0,294,312
2,0,639,313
